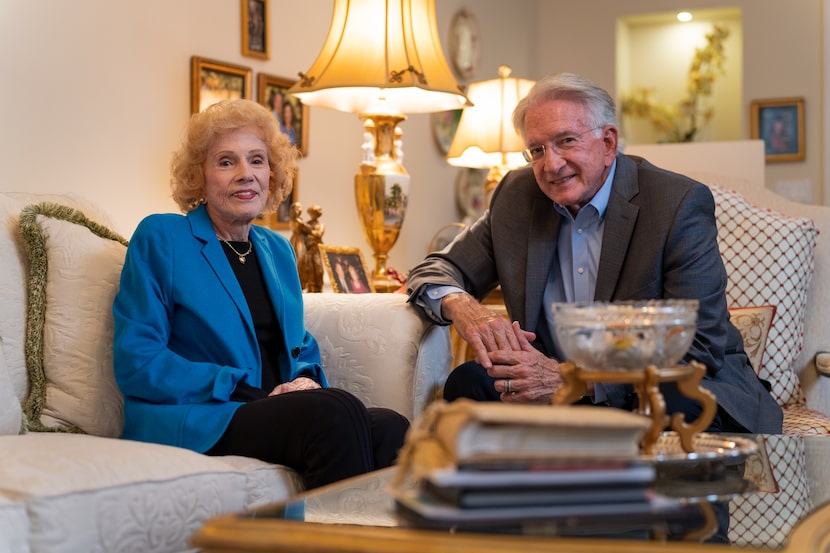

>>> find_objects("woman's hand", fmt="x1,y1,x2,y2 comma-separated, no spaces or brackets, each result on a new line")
268,376,321,396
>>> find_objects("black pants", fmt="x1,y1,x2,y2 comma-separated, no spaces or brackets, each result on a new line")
207,388,409,490
444,361,749,433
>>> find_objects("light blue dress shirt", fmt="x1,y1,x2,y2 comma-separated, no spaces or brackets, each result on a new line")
542,160,616,344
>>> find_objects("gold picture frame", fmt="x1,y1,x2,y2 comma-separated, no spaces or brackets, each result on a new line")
190,56,252,114
257,73,310,156
318,245,375,294
241,0,269,59
750,97,805,163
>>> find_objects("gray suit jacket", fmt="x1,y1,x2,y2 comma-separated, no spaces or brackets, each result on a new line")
407,153,783,434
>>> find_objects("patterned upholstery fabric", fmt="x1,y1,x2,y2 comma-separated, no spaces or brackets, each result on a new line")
303,292,451,422
781,405,830,435
0,339,22,435
0,433,250,553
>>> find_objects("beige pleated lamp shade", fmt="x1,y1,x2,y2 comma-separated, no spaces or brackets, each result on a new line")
287,0,469,115
447,66,535,169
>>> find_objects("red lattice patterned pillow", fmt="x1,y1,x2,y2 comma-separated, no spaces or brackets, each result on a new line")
711,185,819,407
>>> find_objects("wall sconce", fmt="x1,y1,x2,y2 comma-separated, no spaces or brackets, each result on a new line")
288,0,470,292
446,65,535,202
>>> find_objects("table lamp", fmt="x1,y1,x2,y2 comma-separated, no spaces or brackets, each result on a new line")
288,0,470,292
446,65,534,202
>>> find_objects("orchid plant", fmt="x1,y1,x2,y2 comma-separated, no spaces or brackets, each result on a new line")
620,25,730,143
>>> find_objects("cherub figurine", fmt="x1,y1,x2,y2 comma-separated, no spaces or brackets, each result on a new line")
288,202,310,287
361,130,375,165
300,204,325,292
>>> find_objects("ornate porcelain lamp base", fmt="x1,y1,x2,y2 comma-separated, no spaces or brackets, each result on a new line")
553,360,717,455
355,114,409,293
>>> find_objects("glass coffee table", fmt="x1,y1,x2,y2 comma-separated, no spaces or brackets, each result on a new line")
192,434,830,552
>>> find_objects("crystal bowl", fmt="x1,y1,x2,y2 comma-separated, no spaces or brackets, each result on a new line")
552,299,699,371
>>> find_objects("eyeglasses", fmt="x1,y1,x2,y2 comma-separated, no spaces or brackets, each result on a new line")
521,126,603,163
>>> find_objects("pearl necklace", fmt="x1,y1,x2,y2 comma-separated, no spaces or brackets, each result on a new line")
220,238,253,264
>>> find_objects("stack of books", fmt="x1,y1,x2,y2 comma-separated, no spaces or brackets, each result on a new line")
393,401,689,533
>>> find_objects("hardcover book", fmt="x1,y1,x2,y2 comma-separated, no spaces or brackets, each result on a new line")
392,400,652,488
393,489,679,529
435,400,646,455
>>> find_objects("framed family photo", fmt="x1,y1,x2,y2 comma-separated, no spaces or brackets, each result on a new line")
190,56,252,114
750,97,805,163
241,0,269,59
258,73,309,156
318,245,375,294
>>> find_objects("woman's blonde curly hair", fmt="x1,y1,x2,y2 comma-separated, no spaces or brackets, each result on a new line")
170,99,298,213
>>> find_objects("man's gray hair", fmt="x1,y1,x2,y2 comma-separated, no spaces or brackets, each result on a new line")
512,73,617,140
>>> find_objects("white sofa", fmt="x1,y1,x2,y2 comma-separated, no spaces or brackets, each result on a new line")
0,193,452,553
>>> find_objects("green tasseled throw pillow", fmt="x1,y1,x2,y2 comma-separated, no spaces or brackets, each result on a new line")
19,202,128,436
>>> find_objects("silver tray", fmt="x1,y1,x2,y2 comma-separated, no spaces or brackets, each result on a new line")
645,432,758,465
644,433,760,502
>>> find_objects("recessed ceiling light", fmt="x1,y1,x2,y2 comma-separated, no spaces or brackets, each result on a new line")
677,11,693,22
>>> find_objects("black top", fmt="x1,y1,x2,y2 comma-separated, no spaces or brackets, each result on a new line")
220,241,286,401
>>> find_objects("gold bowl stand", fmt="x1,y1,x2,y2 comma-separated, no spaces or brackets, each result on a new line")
553,360,718,455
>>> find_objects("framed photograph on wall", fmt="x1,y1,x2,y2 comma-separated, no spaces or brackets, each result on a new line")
258,73,309,156
241,0,269,59
318,245,375,294
253,174,298,231
750,97,805,163
190,56,252,114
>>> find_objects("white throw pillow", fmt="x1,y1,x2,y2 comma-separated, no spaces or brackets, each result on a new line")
712,184,819,406
18,203,128,437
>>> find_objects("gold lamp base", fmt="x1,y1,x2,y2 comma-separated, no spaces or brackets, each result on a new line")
483,164,509,207
355,113,409,293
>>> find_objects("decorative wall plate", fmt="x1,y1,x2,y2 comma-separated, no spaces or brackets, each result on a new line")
448,8,480,82
428,223,466,253
455,167,488,222
430,109,463,155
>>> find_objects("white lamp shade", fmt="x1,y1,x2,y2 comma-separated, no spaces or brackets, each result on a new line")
447,66,535,169
288,0,469,114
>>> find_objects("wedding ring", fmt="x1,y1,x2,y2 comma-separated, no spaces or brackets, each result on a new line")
505,378,512,394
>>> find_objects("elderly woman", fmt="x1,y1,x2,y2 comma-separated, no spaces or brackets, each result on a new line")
113,99,409,489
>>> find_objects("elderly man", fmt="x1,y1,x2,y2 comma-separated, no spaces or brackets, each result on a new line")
406,72,781,435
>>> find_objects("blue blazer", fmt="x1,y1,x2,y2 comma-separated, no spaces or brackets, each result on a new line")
113,205,327,452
